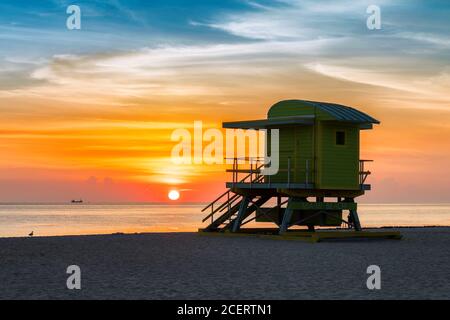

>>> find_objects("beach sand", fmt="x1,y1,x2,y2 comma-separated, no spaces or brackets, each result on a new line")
1,227,449,300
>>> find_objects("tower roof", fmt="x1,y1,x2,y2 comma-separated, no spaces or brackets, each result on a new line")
268,100,380,124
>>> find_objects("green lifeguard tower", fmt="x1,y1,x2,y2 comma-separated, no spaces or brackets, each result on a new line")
200,100,401,241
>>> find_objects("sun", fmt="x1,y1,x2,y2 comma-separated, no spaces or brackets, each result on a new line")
168,190,180,201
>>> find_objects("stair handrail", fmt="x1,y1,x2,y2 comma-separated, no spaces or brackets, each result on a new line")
201,163,264,213
217,194,242,213
201,163,265,223
201,193,241,223
201,189,231,213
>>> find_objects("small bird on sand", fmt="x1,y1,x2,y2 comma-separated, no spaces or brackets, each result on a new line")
28,231,34,237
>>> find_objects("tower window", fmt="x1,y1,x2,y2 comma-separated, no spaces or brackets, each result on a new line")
336,131,346,145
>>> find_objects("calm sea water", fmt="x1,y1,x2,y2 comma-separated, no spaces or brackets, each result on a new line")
0,204,449,238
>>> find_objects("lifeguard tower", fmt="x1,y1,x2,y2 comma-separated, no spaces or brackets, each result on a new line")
200,100,401,241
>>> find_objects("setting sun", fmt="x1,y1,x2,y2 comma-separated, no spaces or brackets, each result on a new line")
168,190,180,201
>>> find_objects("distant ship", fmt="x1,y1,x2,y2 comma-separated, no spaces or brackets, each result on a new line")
71,199,83,204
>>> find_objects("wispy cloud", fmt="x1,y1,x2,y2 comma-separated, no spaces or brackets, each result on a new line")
6,38,337,101
396,32,450,49
304,62,450,102
191,0,389,40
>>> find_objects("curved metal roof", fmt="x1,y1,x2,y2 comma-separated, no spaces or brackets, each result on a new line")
271,100,380,124
223,115,315,129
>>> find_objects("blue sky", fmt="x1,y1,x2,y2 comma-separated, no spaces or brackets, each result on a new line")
0,0,449,110
1,1,449,55
1,0,449,93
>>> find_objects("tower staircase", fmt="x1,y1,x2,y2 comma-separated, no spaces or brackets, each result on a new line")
201,164,268,232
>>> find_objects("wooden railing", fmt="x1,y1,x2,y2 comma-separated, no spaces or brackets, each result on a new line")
226,157,312,187
224,158,370,186
359,160,373,185
225,157,266,185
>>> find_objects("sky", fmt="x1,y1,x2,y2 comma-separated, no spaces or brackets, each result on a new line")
0,0,449,203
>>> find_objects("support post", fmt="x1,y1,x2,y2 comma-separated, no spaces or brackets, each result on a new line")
232,158,236,187
279,197,293,234
349,209,362,231
345,198,362,231
232,196,250,233
277,196,281,217
250,162,253,188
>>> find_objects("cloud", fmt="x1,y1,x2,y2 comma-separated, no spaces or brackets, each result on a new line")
11,38,338,101
1,0,449,111
191,0,390,40
304,62,416,92
304,62,450,102
396,32,450,49
0,58,49,90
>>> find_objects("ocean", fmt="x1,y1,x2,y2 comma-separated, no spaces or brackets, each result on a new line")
0,204,449,238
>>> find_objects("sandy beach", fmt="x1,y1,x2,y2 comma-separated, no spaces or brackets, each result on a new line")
1,227,449,300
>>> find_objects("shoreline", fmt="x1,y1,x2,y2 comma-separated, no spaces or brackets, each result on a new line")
2,203,449,239
1,225,450,240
